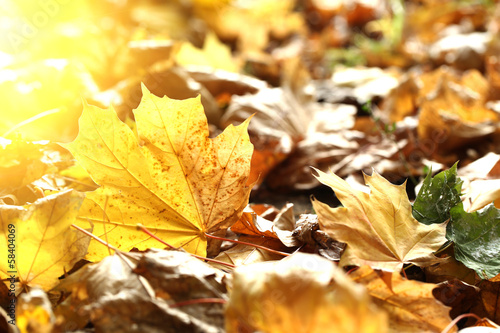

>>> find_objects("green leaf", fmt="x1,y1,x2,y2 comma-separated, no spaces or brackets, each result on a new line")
412,162,463,225
448,202,500,279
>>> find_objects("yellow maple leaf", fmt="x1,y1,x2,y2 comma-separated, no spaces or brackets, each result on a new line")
311,169,447,271
0,190,89,292
175,31,240,72
66,85,253,259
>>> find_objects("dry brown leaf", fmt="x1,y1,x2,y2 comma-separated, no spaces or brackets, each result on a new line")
293,213,346,261
469,318,500,329
231,203,299,247
186,68,267,100
264,103,358,190
55,250,227,332
432,279,480,319
312,168,447,271
424,257,477,285
221,87,308,187
468,280,500,325
350,265,457,333
93,64,222,127
211,236,285,270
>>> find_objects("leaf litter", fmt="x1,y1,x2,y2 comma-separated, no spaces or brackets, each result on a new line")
3,0,500,332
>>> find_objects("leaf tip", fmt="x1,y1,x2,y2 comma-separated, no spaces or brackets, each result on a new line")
81,97,90,108
310,166,321,179
140,82,151,97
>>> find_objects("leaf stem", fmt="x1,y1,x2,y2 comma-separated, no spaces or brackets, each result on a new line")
71,224,119,253
3,108,60,137
204,233,290,257
440,313,481,333
400,266,408,279
137,224,236,269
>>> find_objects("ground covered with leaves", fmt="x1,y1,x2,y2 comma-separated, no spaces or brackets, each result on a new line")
1,0,500,332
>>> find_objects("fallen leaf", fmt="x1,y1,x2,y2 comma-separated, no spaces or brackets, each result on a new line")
0,190,89,291
198,0,304,53
401,2,489,65
429,32,491,71
380,72,420,123
448,202,500,279
457,152,500,179
417,68,499,153
55,249,227,332
185,67,267,101
424,253,477,285
225,253,387,333
221,87,306,187
462,179,500,212
176,31,241,72
231,203,299,247
432,279,480,319
468,279,500,326
292,213,346,261
16,287,55,333
0,138,48,203
412,162,463,225
260,102,358,190
96,64,222,127
66,84,253,259
330,66,400,104
312,168,447,271
211,236,285,270
350,265,457,333
231,205,278,239
457,153,500,212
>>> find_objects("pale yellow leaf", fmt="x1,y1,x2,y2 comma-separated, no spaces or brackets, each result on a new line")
176,31,240,72
0,190,89,291
311,168,447,271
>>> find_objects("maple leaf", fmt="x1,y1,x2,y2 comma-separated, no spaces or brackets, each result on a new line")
448,202,500,279
350,266,456,333
0,190,90,291
66,85,253,259
311,168,447,271
175,31,241,72
412,162,463,225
